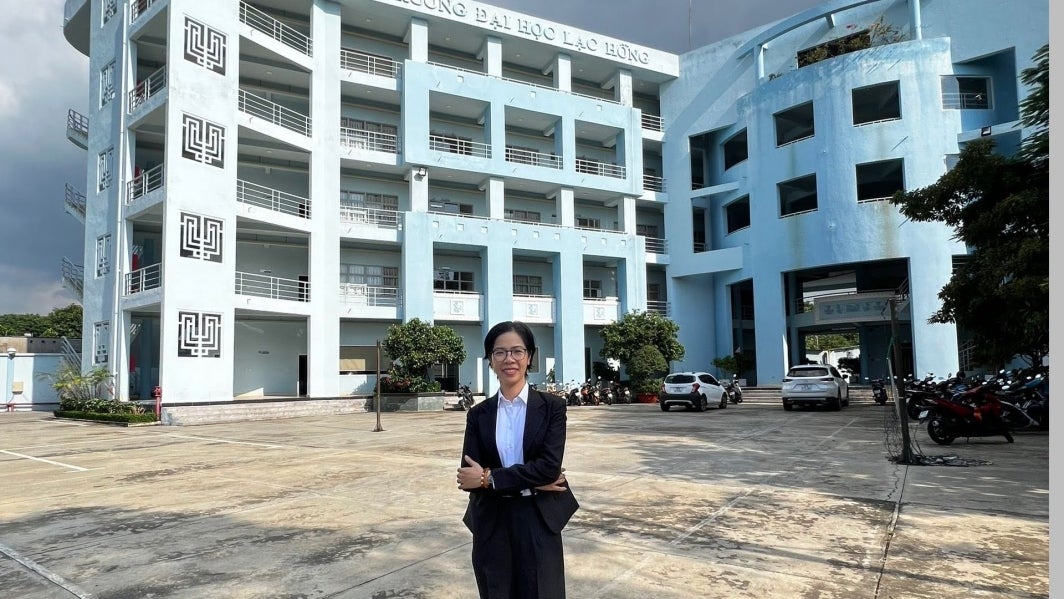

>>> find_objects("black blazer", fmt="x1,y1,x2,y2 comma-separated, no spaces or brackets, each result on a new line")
461,388,579,534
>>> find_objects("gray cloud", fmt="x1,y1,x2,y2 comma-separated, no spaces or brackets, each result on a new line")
0,0,824,315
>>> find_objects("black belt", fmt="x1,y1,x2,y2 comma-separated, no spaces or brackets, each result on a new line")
499,490,535,499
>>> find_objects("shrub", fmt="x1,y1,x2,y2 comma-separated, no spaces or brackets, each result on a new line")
627,345,668,395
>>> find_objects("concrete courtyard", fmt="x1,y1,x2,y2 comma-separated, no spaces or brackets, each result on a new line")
0,399,1049,598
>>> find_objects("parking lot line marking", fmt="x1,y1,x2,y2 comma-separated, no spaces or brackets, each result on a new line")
0,449,89,472
165,433,284,449
0,541,96,598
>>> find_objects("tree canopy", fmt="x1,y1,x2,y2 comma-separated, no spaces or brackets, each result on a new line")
599,310,685,371
889,44,1048,367
382,318,467,381
0,304,83,338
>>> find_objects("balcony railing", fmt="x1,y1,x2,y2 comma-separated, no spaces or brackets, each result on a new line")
646,300,669,316
239,1,312,57
237,179,310,218
68,109,88,137
571,89,620,104
641,113,664,132
126,164,164,203
61,257,84,299
505,146,561,169
130,0,157,22
125,263,161,295
693,241,706,253
429,134,492,158
643,174,665,192
576,158,626,179
642,236,667,254
340,48,401,78
128,65,166,112
341,127,399,153
339,206,400,229
238,89,312,136
339,284,401,307
942,92,990,110
235,271,310,302
65,184,86,219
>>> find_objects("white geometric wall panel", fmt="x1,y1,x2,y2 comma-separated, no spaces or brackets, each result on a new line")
181,114,225,168
184,17,226,75
179,212,224,262
177,311,223,358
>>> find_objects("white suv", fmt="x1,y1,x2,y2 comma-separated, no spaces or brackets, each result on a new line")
781,364,850,411
659,372,726,412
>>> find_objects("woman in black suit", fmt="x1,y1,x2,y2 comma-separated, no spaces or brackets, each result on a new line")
456,321,578,599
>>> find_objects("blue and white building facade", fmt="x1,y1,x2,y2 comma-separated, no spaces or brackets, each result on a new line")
61,0,1046,403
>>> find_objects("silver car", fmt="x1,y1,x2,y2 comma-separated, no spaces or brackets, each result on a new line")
781,364,850,411
659,372,727,412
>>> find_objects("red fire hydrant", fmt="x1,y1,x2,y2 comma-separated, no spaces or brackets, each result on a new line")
152,386,162,421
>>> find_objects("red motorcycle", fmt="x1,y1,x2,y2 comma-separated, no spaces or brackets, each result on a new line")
922,383,1014,445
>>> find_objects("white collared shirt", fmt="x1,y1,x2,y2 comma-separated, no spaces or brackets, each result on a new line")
495,383,528,469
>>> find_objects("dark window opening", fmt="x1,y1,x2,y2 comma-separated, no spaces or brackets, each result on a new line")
725,196,751,234
779,174,818,216
774,102,815,146
723,129,748,170
856,159,905,203
852,81,901,125
942,76,991,109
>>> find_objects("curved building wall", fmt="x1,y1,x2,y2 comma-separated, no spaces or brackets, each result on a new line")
660,0,1047,384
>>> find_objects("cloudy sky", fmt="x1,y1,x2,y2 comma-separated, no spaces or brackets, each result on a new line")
0,0,824,316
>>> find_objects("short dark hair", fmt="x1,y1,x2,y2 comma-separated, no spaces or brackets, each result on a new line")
483,321,537,360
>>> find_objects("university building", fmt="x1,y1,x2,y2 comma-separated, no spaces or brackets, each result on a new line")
60,0,1047,404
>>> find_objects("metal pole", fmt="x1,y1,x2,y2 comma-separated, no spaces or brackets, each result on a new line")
889,297,913,463
373,338,384,432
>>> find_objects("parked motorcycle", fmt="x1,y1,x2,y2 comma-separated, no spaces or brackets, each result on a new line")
869,378,888,405
611,382,632,404
724,376,743,404
456,382,475,411
922,382,1014,445
565,381,582,406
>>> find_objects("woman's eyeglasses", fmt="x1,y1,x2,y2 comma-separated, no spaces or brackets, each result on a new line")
491,348,528,361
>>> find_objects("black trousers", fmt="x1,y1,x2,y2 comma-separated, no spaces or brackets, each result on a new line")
471,496,566,599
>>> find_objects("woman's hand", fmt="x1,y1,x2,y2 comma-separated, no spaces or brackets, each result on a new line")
457,455,487,490
535,468,568,493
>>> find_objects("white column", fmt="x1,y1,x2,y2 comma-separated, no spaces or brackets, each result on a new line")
553,53,571,92
308,0,342,397
555,187,575,227
483,36,502,76
614,69,633,106
407,18,428,62
553,251,585,384
409,166,429,212
619,196,636,235
487,177,505,219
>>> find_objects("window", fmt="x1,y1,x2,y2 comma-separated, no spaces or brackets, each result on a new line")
430,200,473,215
434,270,474,292
97,147,114,191
576,216,601,230
340,264,399,287
647,283,662,301
94,321,110,364
774,102,815,146
942,76,991,109
723,129,748,170
583,279,602,299
102,0,117,25
513,274,543,295
944,76,991,109
504,209,541,223
339,346,391,374
95,234,112,276
725,196,751,234
856,159,905,203
340,191,398,211
100,61,115,107
636,224,659,237
779,174,818,216
853,81,901,125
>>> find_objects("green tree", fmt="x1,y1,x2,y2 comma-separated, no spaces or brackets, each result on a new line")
0,314,45,337
626,345,668,395
600,310,685,376
45,304,83,338
889,44,1048,367
711,354,753,378
382,318,467,386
